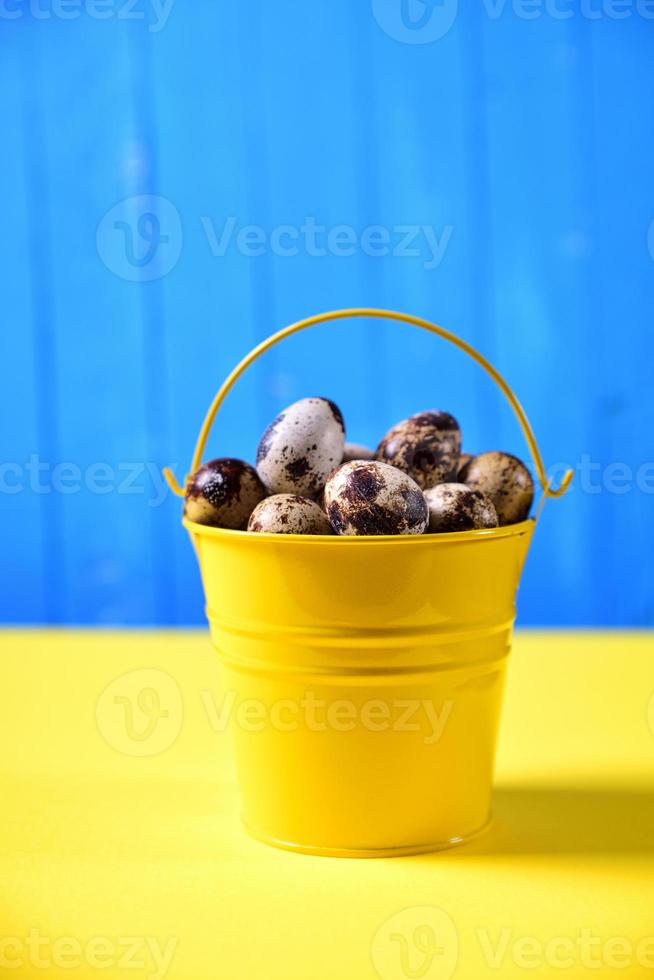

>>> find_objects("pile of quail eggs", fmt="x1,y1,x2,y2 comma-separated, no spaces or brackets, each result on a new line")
184,397,534,536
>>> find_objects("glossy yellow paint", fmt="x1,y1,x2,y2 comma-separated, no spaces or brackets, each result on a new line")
187,516,534,855
169,309,569,855
1,630,653,980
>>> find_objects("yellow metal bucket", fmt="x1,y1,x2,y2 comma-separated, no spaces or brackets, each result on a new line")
164,309,572,858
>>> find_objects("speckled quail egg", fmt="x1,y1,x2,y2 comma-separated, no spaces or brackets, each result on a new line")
456,453,473,478
324,460,428,536
459,451,534,525
185,458,266,529
423,483,498,533
256,397,345,497
247,494,333,535
375,410,461,489
342,442,374,462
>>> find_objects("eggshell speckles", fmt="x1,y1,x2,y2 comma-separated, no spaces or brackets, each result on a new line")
375,410,461,489
424,483,498,533
342,442,374,462
185,458,266,530
456,453,473,478
324,460,428,536
256,397,345,497
247,494,333,535
459,451,534,525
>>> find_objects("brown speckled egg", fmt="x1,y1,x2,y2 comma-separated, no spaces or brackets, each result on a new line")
375,410,461,489
342,442,374,462
459,451,534,525
457,453,473,478
247,494,333,535
424,483,498,533
185,458,266,529
324,460,428,536
256,397,345,497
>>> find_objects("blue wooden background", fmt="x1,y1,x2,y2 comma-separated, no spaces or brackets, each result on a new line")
2,1,653,626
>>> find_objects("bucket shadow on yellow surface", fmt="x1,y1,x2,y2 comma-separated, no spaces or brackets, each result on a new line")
448,784,654,857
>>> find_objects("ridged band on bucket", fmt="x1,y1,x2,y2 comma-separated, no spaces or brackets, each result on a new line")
164,308,572,858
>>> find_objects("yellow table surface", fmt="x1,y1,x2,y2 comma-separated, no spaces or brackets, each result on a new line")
1,629,653,980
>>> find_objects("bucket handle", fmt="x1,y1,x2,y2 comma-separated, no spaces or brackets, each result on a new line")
163,307,573,502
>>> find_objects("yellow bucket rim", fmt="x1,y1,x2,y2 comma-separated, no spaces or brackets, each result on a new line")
164,309,573,507
183,515,535,545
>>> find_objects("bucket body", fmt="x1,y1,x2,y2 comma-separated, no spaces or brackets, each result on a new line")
187,518,533,857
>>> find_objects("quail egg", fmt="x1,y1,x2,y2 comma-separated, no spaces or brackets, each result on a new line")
456,453,473,478
256,397,345,497
185,458,266,529
459,451,534,525
375,410,461,489
423,482,498,533
247,494,333,535
342,442,374,462
324,460,428,536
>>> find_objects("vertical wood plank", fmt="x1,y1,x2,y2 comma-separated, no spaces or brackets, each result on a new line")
0,26,48,622
34,16,156,623
148,1,267,621
480,11,596,623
